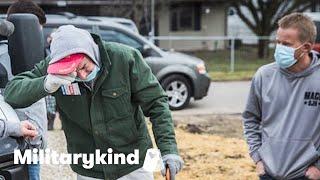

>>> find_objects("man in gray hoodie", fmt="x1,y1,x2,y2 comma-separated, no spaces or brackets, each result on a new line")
243,13,320,180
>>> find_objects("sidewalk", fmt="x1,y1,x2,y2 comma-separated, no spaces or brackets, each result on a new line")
172,81,250,116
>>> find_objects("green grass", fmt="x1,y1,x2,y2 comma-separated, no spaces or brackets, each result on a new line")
209,71,258,81
190,47,273,81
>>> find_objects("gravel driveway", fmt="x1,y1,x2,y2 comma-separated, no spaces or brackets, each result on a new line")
40,124,76,180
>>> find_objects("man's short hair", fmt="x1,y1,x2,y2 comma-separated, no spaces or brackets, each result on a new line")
7,0,46,25
278,12,317,44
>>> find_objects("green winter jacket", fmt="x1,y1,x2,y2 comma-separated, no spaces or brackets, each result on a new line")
4,34,178,179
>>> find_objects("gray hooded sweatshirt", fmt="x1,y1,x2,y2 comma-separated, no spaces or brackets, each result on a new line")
243,51,320,179
48,25,100,90
49,25,100,66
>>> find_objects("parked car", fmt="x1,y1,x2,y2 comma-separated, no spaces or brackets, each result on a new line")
0,12,140,34
85,16,139,34
42,14,211,110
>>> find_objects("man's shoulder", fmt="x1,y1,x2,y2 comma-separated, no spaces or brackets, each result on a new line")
255,62,278,77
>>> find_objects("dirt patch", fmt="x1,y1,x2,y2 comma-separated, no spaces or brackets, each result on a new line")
173,114,244,138
153,114,257,180
166,128,257,180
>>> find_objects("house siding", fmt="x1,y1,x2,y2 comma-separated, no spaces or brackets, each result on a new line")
158,3,227,51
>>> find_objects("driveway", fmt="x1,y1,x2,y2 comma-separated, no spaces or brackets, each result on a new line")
172,81,251,116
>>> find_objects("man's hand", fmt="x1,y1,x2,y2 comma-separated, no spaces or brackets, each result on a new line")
20,121,38,139
305,166,320,180
44,74,75,93
161,154,184,180
256,161,266,176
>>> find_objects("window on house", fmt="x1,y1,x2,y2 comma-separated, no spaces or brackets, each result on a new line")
170,3,201,31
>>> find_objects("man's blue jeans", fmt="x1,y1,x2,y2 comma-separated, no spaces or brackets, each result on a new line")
28,164,40,180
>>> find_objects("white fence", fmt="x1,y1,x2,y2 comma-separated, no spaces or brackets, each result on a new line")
150,35,275,72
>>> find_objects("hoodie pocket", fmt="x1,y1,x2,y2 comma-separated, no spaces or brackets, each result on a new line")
258,137,319,179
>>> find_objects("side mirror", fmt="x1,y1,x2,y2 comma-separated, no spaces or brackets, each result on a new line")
0,63,8,89
141,44,153,57
7,13,45,75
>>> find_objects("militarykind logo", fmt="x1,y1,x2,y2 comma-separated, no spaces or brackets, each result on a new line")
14,148,139,169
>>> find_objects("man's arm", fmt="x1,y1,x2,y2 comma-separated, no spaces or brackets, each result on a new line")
4,58,50,108
15,98,47,149
0,119,38,139
0,119,21,138
129,49,178,156
243,72,263,163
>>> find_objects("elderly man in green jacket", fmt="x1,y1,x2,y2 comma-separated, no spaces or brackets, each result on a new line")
4,25,183,180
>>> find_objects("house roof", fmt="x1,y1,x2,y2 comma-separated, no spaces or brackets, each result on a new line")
0,0,227,6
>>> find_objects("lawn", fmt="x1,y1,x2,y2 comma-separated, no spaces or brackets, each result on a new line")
190,47,274,81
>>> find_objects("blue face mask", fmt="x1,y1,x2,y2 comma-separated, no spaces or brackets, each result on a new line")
75,65,100,82
274,44,304,69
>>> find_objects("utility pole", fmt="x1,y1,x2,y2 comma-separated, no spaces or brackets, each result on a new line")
150,0,155,43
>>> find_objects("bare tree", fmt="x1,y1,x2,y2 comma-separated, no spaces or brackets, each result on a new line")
231,0,312,58
99,0,152,35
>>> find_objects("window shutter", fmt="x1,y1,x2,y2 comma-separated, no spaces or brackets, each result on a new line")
170,10,178,31
194,3,201,31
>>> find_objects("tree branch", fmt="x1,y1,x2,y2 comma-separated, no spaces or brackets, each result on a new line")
231,2,259,34
243,0,261,29
270,1,312,32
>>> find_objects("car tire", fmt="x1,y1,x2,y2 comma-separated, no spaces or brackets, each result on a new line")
161,74,192,110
